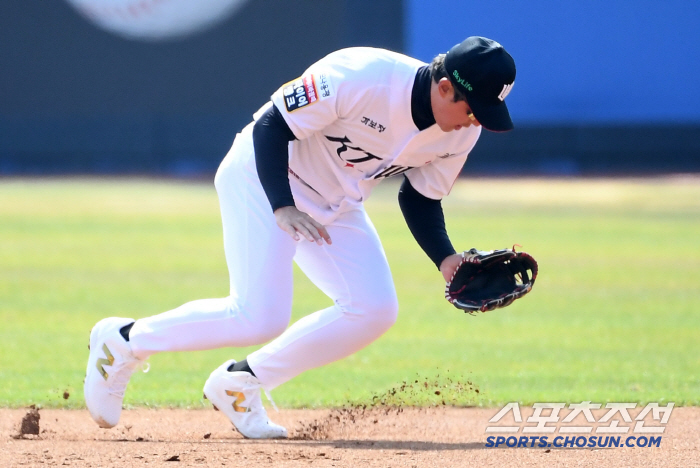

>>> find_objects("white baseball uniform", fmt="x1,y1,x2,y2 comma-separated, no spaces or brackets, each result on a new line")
126,47,481,390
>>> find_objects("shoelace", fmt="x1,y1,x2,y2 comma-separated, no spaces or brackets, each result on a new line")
107,359,149,398
240,379,279,414
263,389,279,413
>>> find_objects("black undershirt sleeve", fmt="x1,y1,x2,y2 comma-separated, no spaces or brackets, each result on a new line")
252,104,298,212
398,176,457,270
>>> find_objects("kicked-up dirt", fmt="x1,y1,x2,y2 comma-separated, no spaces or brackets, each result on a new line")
2,405,698,467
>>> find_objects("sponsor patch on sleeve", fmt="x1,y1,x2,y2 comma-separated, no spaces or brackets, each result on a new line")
282,74,319,112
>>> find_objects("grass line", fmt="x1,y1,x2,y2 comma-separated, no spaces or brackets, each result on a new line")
1,177,698,408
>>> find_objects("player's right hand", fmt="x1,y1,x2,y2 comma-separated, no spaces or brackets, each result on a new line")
273,206,332,246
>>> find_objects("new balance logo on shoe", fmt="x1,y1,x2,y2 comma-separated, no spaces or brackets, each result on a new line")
96,344,115,380
203,360,287,439
85,317,143,429
226,390,251,413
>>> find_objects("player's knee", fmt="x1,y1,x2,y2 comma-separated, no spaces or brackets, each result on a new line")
244,301,290,342
376,296,399,330
353,294,399,331
222,298,290,345
248,317,288,343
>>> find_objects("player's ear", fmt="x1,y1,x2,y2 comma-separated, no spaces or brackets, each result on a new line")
437,78,454,99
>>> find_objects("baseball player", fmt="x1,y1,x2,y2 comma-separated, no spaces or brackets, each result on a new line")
84,36,516,438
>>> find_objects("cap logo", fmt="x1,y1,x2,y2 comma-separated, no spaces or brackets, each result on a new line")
452,70,473,92
498,83,513,101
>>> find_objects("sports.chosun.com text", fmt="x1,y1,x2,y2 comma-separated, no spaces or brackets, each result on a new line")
485,435,662,449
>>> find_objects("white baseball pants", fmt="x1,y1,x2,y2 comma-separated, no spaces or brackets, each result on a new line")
128,124,399,389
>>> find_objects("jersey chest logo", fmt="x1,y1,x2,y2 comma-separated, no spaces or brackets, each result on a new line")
325,135,383,169
324,134,415,179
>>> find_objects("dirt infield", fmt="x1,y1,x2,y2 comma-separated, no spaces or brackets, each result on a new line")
2,407,698,467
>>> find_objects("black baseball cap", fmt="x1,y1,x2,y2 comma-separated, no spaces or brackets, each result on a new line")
444,36,516,132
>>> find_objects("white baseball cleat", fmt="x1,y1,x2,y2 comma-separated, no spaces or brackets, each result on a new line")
84,317,145,428
203,359,288,439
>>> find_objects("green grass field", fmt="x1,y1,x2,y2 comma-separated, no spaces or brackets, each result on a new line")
1,177,698,409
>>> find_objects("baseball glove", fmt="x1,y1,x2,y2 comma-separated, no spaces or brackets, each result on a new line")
445,248,538,314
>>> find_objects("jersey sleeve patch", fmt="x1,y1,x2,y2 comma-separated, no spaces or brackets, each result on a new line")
282,74,319,113
317,72,334,100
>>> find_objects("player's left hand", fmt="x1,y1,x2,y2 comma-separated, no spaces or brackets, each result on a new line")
273,205,332,245
439,253,464,283
445,248,538,313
